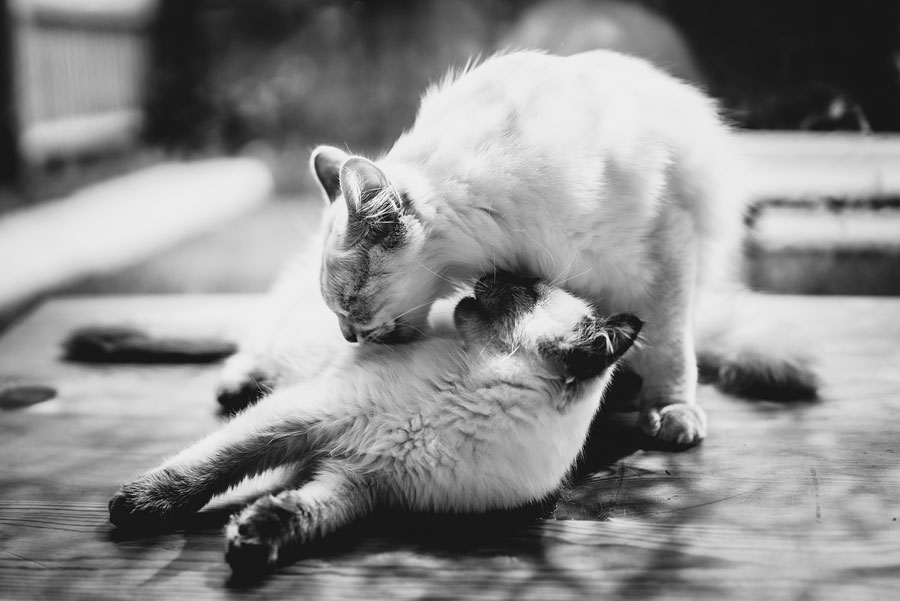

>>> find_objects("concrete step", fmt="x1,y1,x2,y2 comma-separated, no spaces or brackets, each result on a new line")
748,207,900,295
738,132,900,295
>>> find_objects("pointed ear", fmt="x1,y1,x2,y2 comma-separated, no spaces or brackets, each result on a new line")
594,313,643,364
310,145,349,203
339,158,402,242
339,157,391,210
546,313,643,381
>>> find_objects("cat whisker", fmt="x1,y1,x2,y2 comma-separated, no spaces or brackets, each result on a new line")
551,266,594,288
547,255,579,286
390,299,437,322
533,239,558,273
398,322,429,338
504,343,522,362
415,260,456,286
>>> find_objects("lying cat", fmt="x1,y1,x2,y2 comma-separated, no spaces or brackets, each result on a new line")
111,274,642,574
300,49,818,445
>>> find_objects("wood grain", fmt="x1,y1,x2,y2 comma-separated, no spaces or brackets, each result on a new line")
0,294,899,600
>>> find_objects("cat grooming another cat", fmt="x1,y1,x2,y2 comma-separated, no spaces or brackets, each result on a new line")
310,50,820,442
110,275,642,574
220,49,817,444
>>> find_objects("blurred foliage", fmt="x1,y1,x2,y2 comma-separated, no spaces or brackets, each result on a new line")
654,0,900,131
142,0,900,190
145,0,512,158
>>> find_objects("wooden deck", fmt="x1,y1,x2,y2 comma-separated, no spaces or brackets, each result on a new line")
1,294,899,600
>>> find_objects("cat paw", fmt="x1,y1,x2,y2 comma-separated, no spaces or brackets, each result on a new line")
216,377,271,414
225,496,295,575
108,471,205,529
639,403,707,446
216,354,274,413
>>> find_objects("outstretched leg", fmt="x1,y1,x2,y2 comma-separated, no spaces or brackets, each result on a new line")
109,388,318,528
226,462,374,575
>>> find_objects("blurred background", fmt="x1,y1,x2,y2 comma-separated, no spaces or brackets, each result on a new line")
1,0,899,330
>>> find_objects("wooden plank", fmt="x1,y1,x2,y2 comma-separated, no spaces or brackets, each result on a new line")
0,294,899,600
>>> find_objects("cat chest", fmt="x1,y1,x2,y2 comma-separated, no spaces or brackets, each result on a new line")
357,392,600,512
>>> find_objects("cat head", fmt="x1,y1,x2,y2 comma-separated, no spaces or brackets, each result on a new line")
454,272,643,382
311,146,446,343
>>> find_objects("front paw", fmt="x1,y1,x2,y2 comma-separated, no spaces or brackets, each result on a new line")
639,403,707,446
109,471,206,529
216,354,275,413
216,376,271,414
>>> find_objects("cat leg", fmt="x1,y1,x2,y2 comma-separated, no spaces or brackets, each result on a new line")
215,255,322,413
632,332,706,446
226,462,373,575
629,216,707,446
109,390,318,528
217,269,352,413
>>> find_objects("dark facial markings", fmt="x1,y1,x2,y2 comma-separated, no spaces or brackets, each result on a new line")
379,219,407,251
538,313,643,382
474,272,540,317
338,251,372,321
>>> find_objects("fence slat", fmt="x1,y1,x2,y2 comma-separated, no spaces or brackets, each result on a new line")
12,0,152,163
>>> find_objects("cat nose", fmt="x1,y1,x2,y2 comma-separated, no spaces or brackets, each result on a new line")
338,316,358,343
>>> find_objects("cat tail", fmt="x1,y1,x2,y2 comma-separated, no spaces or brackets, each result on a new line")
693,287,820,401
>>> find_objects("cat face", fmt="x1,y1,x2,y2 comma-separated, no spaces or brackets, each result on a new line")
312,146,445,343
454,271,643,381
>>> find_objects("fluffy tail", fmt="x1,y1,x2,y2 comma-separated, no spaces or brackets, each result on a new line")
694,288,820,401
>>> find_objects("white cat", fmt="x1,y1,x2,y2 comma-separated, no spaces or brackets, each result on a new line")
111,274,642,574
299,49,818,446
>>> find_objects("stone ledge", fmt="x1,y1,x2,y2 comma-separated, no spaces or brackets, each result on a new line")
738,132,900,201
748,207,900,295
738,133,900,295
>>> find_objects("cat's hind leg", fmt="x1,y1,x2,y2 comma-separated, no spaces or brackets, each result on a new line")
225,462,373,575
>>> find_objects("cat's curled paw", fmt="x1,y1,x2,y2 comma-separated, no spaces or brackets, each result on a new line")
108,471,207,529
225,495,295,575
639,403,707,446
216,353,275,414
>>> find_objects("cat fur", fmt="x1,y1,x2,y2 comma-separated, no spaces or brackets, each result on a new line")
306,50,818,446
111,275,641,574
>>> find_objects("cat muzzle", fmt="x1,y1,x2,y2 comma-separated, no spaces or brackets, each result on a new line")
338,315,404,344
337,315,358,343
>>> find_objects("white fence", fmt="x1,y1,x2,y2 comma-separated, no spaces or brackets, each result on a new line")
10,0,155,163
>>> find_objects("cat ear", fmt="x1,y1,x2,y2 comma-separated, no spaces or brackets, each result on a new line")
593,313,643,365
339,158,402,241
339,157,390,208
310,146,349,203
548,313,643,381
